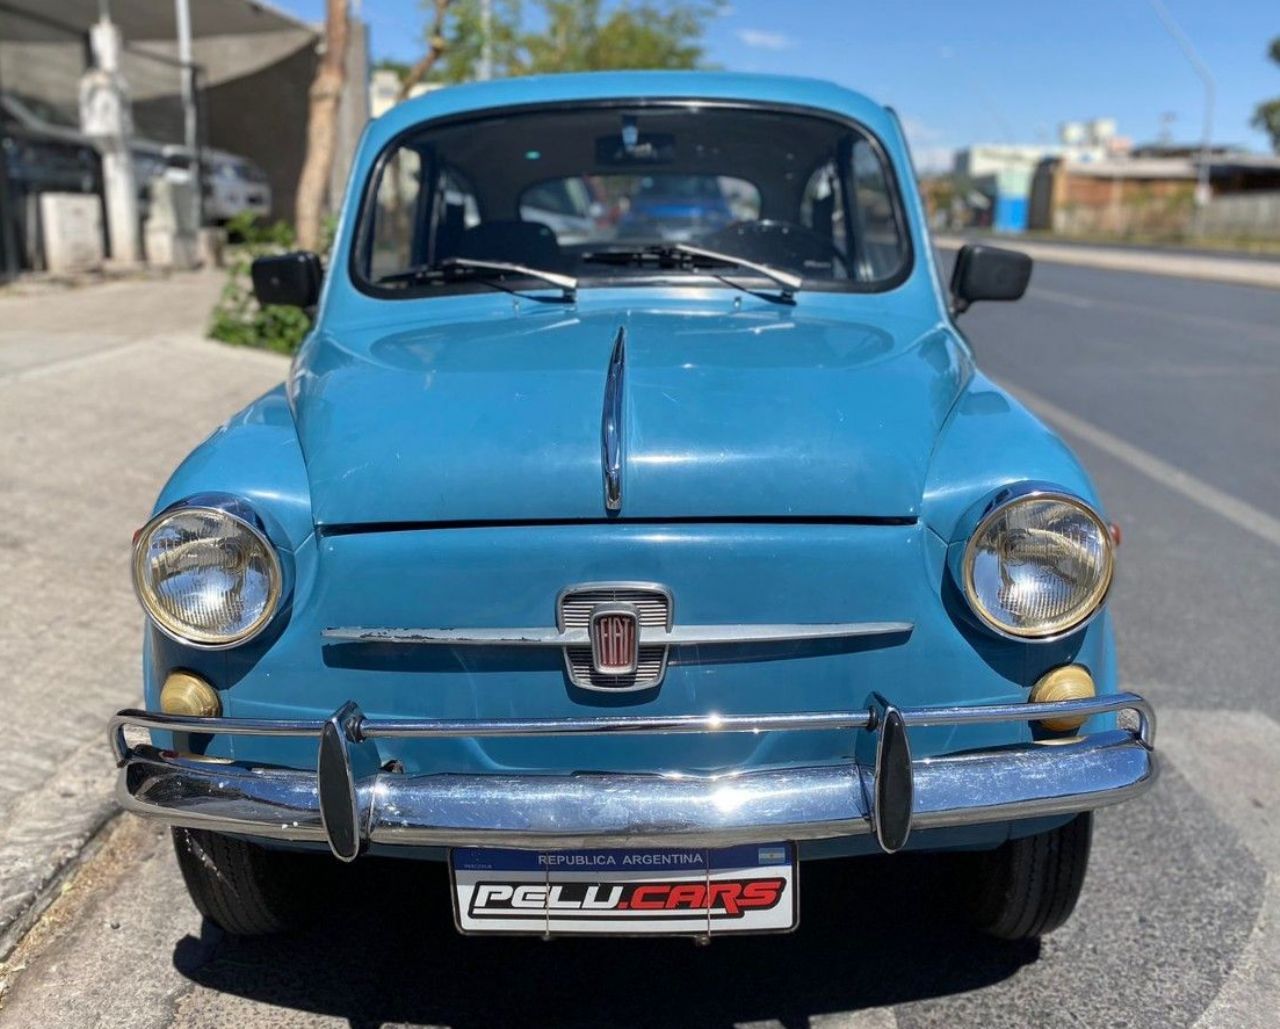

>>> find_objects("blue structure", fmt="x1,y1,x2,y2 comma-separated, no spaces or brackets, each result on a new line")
111,73,1155,943
994,194,1030,233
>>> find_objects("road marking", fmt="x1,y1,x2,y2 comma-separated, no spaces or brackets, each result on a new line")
1027,287,1280,345
1030,287,1097,309
1160,711,1280,1028
1011,385,1280,550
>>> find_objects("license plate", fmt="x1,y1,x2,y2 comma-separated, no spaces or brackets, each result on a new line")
450,843,797,936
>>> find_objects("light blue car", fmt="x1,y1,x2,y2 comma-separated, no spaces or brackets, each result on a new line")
112,72,1156,943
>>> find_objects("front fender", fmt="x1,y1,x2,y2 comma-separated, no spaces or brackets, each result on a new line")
145,384,317,708
922,372,1103,544
154,384,314,550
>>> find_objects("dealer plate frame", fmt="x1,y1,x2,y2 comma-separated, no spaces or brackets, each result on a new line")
449,843,800,938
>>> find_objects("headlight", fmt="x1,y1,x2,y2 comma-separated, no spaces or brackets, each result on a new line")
133,503,282,647
962,491,1113,639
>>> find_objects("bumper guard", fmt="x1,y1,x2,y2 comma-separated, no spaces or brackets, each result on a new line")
109,692,1157,861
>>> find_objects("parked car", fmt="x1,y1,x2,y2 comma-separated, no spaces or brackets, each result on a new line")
519,176,609,245
199,147,272,224
112,73,1157,944
132,143,271,226
614,173,735,241
0,92,102,271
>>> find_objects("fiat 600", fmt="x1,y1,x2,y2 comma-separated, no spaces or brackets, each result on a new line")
112,72,1156,941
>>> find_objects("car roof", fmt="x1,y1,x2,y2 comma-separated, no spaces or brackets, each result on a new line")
368,72,898,156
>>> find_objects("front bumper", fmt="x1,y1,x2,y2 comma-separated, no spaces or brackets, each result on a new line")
110,693,1156,860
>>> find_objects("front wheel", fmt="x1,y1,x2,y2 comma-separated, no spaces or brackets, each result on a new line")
172,827,331,936
959,812,1093,940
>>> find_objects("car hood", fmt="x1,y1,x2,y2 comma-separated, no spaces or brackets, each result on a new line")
292,302,969,525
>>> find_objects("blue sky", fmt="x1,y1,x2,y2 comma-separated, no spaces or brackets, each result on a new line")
276,0,1280,168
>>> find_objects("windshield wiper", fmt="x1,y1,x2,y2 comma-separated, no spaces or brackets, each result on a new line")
582,243,802,304
376,258,577,303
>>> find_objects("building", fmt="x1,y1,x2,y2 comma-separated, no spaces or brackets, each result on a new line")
1027,157,1195,236
369,69,441,120
1028,151,1280,238
0,0,369,275
950,120,1124,234
952,145,1056,233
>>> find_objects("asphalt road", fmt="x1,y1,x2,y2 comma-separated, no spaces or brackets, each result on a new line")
1,258,1278,1028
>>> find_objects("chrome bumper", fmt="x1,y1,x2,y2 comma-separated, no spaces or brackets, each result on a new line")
110,693,1157,861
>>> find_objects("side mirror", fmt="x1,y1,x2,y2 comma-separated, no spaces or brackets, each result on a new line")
251,251,322,308
950,243,1032,315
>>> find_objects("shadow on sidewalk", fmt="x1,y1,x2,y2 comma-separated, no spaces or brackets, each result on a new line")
171,852,1037,1028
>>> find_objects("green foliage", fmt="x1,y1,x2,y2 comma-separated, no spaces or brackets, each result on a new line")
435,0,525,82
1253,99,1280,154
429,0,722,83
1252,37,1280,153
207,213,319,355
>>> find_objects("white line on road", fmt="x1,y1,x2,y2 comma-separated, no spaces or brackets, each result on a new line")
1027,287,1280,345
1011,385,1280,550
1160,711,1280,1028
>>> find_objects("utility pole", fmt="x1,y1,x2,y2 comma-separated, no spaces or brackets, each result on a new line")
174,0,195,153
173,0,201,228
479,0,493,81
1147,0,1215,207
80,15,140,265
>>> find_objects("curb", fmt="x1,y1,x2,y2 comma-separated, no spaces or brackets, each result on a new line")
934,236,1280,290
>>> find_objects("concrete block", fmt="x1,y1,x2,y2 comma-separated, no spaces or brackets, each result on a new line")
143,178,200,270
38,194,104,273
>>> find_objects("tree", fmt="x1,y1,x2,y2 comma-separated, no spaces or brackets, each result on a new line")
295,0,350,251
417,0,721,85
434,0,524,82
1252,37,1280,153
522,0,719,73
397,0,455,101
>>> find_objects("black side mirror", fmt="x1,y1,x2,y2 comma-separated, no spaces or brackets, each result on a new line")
950,243,1032,315
251,251,322,308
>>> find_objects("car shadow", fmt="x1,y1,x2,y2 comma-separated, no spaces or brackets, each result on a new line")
172,852,1038,1028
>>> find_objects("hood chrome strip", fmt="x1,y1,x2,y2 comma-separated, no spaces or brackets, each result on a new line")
322,622,913,646
601,326,625,512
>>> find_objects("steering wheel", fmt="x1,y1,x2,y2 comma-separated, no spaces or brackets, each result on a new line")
700,220,851,279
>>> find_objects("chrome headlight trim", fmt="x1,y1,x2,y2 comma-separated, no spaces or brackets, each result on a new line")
132,495,285,650
959,485,1114,642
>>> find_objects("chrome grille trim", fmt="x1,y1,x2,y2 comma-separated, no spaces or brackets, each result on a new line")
321,622,914,646
559,583,670,691
555,581,673,632
319,581,913,694
566,644,667,691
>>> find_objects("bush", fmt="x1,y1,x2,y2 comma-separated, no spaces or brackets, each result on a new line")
207,213,326,355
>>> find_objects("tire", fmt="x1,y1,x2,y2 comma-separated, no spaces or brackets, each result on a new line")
962,812,1093,941
172,827,330,936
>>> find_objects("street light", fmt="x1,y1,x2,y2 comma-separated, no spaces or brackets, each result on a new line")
1147,0,1216,207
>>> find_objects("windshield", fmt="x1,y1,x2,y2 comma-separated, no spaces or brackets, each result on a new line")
356,103,911,296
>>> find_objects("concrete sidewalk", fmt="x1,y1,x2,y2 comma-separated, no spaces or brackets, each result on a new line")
0,272,287,958
934,234,1280,290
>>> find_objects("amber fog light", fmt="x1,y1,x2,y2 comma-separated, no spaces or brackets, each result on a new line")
160,671,221,718
1030,665,1096,731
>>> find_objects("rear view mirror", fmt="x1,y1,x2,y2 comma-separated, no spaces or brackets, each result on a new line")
252,251,322,308
950,243,1032,315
